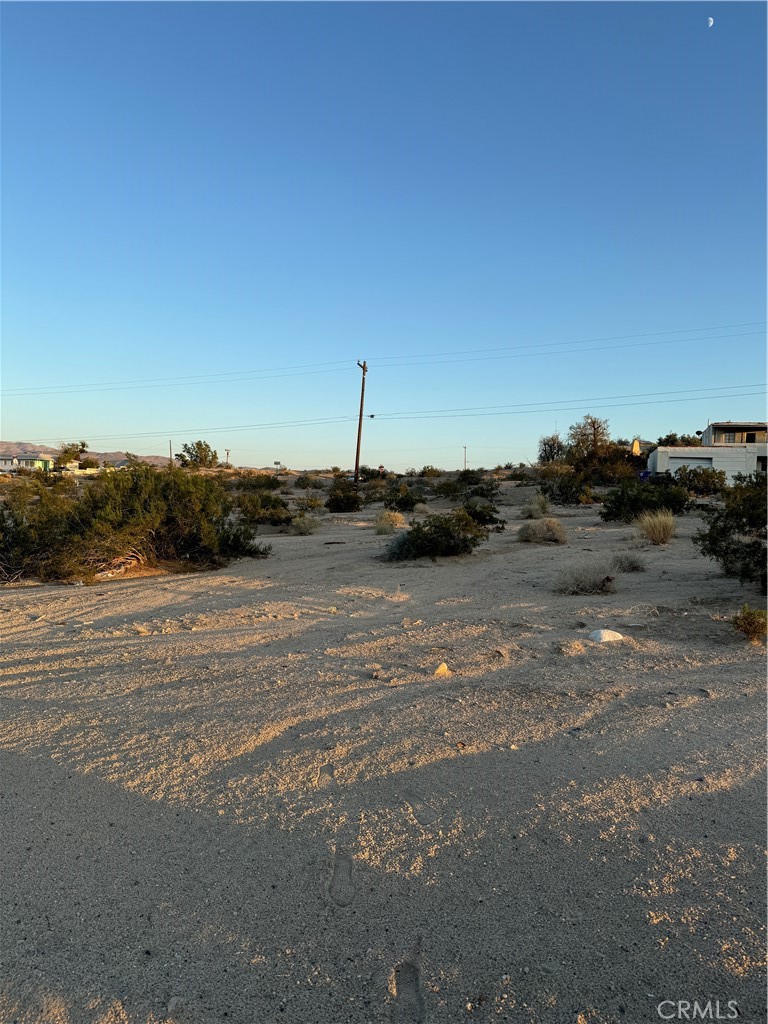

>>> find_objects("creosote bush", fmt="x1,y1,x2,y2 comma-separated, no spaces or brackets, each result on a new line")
0,466,269,582
636,510,676,545
384,484,419,513
555,562,616,595
520,492,550,519
326,478,362,513
610,552,646,573
374,510,407,535
294,495,324,513
382,509,489,561
517,518,567,544
694,473,767,594
463,496,505,531
600,480,690,523
294,474,326,490
732,604,767,642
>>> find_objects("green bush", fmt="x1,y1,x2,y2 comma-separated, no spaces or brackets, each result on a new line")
419,465,443,478
0,466,268,582
600,480,690,523
463,496,505,531
732,604,767,642
326,479,362,513
294,495,324,513
538,468,590,505
294,474,325,490
673,466,727,496
384,484,419,513
235,491,292,526
382,509,489,561
694,473,767,593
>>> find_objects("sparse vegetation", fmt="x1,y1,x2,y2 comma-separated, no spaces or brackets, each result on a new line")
384,484,420,513
0,465,269,582
673,465,727,496
517,518,567,544
694,473,767,593
225,472,282,492
294,495,324,513
555,562,616,595
520,492,550,519
636,510,676,545
382,509,489,561
732,604,767,642
291,514,321,535
610,552,646,573
294,474,326,490
600,480,690,522
374,510,407,534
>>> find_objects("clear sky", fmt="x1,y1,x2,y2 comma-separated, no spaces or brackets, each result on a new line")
1,1,765,470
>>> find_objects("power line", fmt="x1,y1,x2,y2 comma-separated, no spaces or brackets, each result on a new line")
20,383,765,446
2,320,764,398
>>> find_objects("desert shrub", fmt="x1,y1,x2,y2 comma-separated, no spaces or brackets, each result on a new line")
610,552,646,573
294,495,324,513
520,492,550,519
673,466,727,496
384,484,419,513
235,491,292,526
227,472,282,492
382,509,489,561
375,510,407,534
413,502,430,514
636,510,676,545
463,496,505,531
0,466,268,582
326,478,362,513
291,514,321,535
694,473,767,593
359,477,387,504
419,465,443,478
732,604,767,642
555,562,616,595
294,474,326,491
433,478,462,500
456,469,484,487
600,480,690,522
517,518,567,544
538,467,590,505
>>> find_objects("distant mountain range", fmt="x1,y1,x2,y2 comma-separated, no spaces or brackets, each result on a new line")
0,441,171,467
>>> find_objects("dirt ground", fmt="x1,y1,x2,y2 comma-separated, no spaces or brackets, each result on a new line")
1,483,765,1024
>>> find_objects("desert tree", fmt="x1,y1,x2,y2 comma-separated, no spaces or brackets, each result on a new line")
175,440,219,469
538,432,568,464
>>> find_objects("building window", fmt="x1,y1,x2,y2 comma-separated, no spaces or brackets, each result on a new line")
746,433,756,443
721,431,736,443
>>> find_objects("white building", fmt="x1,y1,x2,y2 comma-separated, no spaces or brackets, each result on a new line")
648,421,767,483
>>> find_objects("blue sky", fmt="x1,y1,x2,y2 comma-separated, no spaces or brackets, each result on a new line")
1,1,765,470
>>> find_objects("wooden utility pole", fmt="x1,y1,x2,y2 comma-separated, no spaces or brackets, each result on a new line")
354,360,368,487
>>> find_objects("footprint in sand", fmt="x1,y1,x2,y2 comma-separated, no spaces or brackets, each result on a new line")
328,847,355,907
316,763,336,789
391,960,425,1023
403,789,438,826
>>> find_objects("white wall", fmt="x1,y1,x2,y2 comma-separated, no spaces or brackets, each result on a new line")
648,445,767,483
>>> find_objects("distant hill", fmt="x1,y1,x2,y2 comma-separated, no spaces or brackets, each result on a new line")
0,441,170,468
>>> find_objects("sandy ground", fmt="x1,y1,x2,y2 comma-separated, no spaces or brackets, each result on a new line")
1,484,765,1024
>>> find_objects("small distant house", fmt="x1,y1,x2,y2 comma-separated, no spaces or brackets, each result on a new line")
648,420,767,483
0,453,55,472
